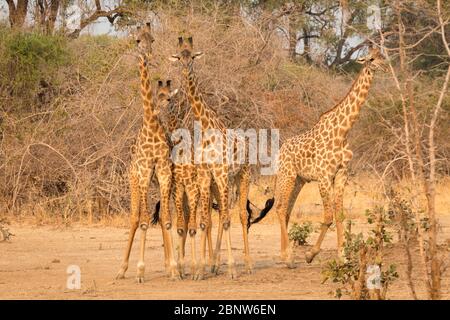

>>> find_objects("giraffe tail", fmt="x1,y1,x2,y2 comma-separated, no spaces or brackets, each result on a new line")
247,197,275,232
211,202,219,211
151,201,161,226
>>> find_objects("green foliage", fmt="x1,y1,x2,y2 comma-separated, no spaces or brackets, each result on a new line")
322,212,399,300
0,28,69,108
70,35,130,79
288,221,313,245
365,206,394,245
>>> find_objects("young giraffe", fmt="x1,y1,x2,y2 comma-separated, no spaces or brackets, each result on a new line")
170,36,274,279
156,81,215,278
272,47,387,267
115,23,180,282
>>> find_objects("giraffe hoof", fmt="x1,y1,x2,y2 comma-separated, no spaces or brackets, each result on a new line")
193,271,204,281
211,264,221,275
287,261,296,269
171,273,182,281
115,273,125,280
136,276,145,284
228,266,237,280
305,251,315,264
115,270,126,280
177,263,186,277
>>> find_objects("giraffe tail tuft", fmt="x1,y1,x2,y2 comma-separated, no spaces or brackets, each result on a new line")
247,197,275,232
211,202,219,212
151,201,161,226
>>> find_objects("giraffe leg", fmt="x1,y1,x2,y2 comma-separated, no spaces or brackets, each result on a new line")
116,172,140,279
159,216,170,275
305,177,334,263
238,168,253,274
185,177,199,278
334,167,348,260
136,167,153,283
173,180,186,276
156,161,181,280
211,182,222,274
194,169,211,281
207,208,214,270
274,171,297,265
181,194,189,273
212,173,236,279
284,176,304,268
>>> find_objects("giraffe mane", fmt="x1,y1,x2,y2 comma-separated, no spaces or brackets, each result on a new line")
318,65,372,120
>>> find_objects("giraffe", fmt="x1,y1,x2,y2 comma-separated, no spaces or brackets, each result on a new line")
169,36,274,279
271,47,387,267
155,80,214,278
115,23,180,282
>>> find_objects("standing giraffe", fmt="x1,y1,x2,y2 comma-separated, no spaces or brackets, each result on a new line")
272,47,387,267
155,81,215,278
115,23,180,282
169,36,274,279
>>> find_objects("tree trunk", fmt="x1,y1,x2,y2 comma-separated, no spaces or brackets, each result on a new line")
288,14,298,62
7,0,29,29
46,0,60,35
302,27,312,63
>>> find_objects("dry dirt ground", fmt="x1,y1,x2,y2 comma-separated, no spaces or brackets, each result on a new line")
1,218,449,300
1,179,449,300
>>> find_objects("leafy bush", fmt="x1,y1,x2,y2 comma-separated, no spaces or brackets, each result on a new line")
288,222,313,246
322,211,399,300
0,28,69,108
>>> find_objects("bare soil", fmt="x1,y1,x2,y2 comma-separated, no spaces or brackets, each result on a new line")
1,217,449,300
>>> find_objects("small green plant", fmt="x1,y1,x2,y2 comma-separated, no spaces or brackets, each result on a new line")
289,222,313,246
322,207,399,300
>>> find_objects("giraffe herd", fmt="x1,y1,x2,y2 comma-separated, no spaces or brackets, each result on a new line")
116,23,387,283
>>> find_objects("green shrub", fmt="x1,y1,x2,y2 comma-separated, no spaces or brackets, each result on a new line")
0,29,69,107
288,221,313,246
322,212,399,300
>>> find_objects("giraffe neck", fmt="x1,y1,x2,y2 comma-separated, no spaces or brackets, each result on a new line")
182,65,222,131
334,64,374,133
139,54,158,122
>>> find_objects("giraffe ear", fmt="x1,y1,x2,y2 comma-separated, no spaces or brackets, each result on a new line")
192,51,204,60
356,56,366,64
169,54,180,62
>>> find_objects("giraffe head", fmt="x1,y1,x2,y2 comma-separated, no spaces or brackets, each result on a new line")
156,80,179,110
135,22,154,58
169,36,204,68
356,47,387,72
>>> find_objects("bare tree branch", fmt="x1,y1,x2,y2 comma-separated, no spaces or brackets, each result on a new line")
68,4,131,39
